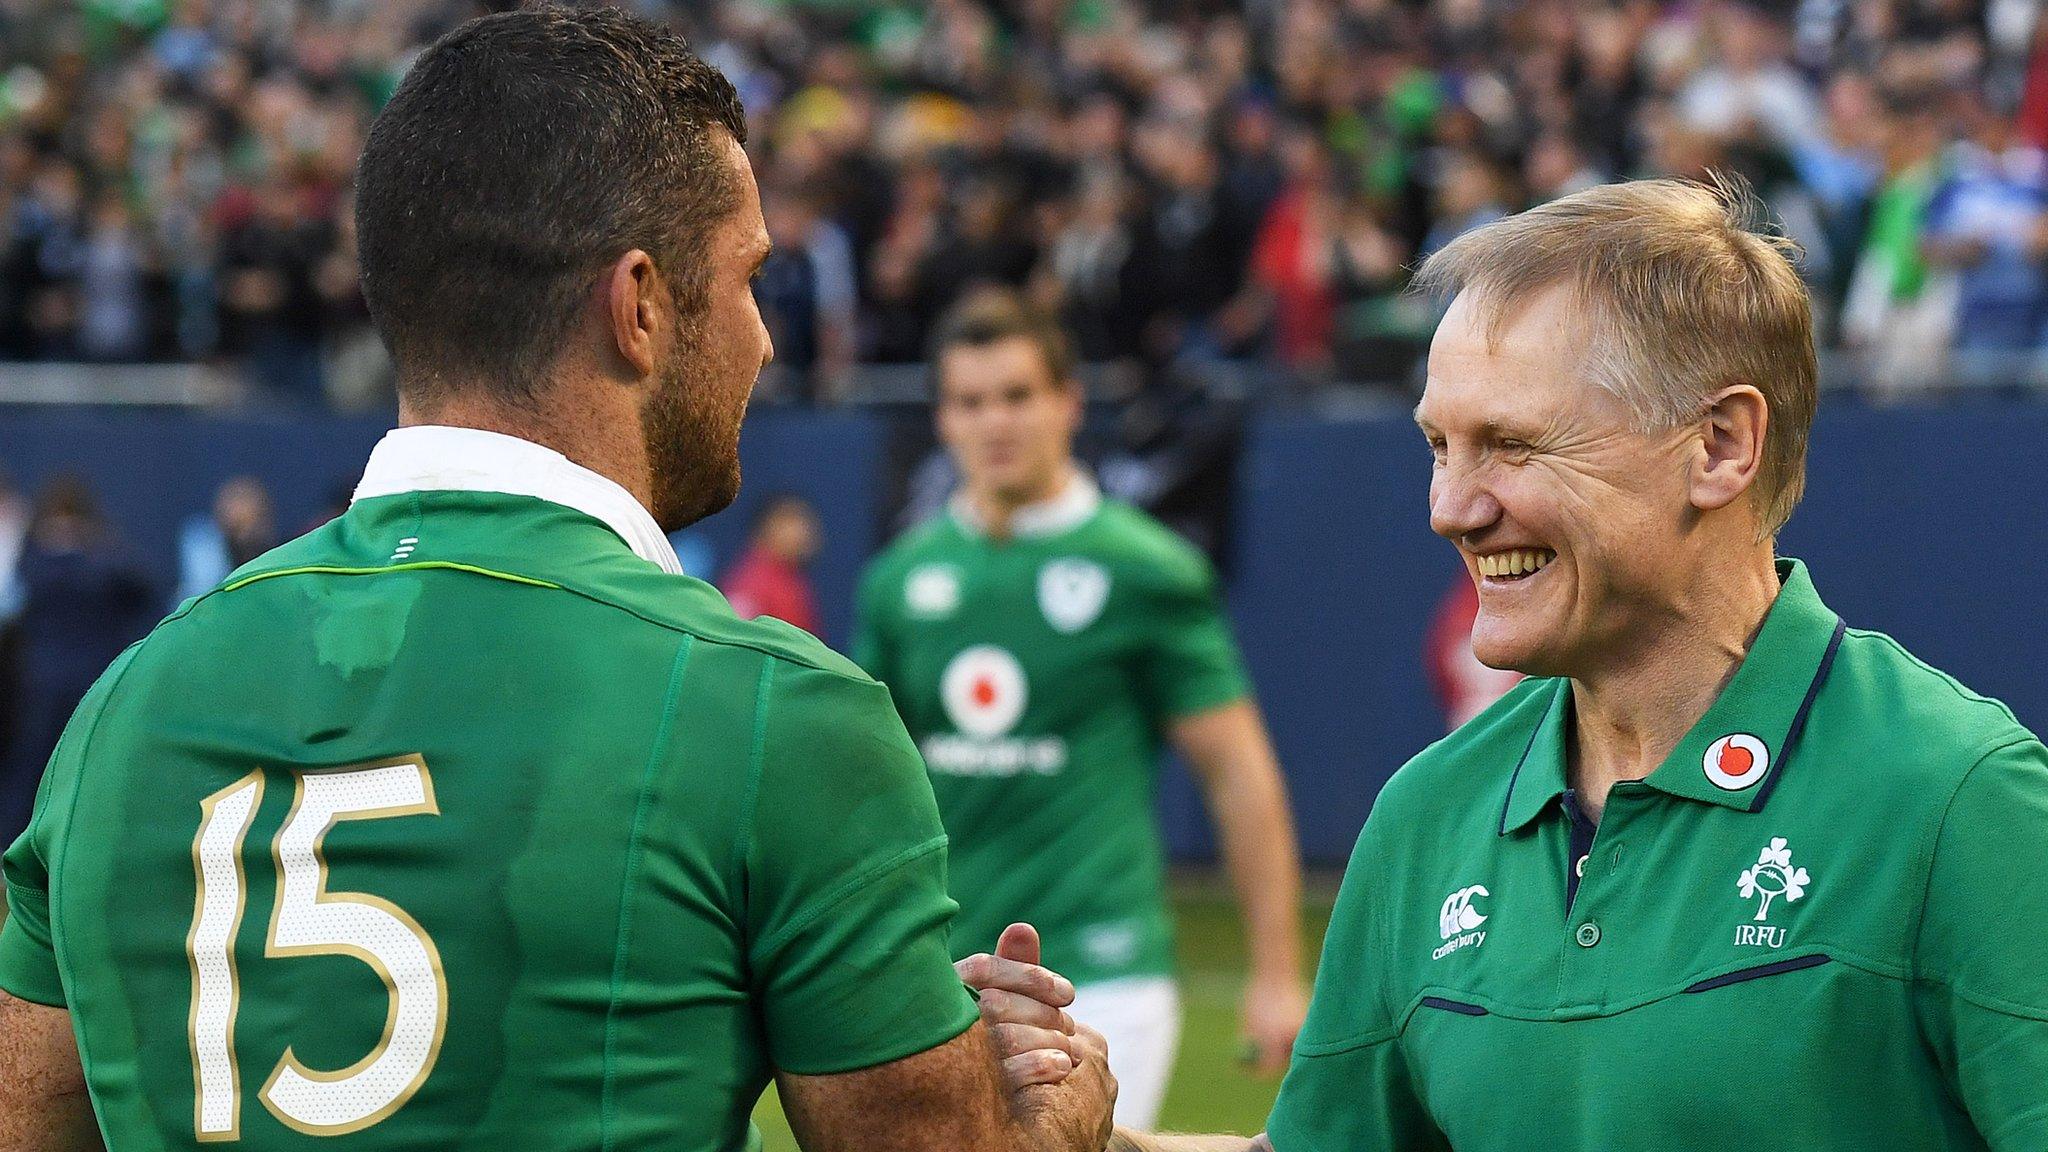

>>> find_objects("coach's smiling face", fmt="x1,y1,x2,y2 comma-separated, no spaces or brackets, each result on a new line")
1417,283,1706,681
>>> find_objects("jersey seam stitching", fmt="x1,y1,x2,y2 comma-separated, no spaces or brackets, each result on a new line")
1844,628,2024,723
41,644,145,1125
542,580,872,683
750,835,952,962
1908,734,2044,994
221,562,562,592
1915,974,2048,1022
732,657,776,923
599,633,695,1151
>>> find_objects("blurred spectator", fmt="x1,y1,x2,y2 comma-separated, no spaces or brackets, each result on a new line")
0,469,28,622
0,470,28,778
174,474,276,604
1842,94,1954,392
73,192,152,361
1677,4,1820,152
719,494,823,635
1425,576,1524,732
219,179,337,404
757,178,859,401
3,476,155,844
1033,168,1136,362
1243,132,1340,374
1420,151,1510,258
1524,133,1610,204
1921,89,2048,381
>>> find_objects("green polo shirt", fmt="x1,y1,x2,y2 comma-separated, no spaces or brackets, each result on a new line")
1268,559,2048,1151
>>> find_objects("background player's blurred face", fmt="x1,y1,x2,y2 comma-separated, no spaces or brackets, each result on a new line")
936,336,1083,505
1418,284,1704,680
643,135,774,531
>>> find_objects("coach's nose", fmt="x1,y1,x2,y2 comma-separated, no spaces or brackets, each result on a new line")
1429,455,1502,542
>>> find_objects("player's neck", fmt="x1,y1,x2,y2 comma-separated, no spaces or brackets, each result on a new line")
1566,548,1780,818
397,387,657,518
965,461,1079,541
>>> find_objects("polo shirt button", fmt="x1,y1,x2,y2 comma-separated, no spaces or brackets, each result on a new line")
1576,922,1602,948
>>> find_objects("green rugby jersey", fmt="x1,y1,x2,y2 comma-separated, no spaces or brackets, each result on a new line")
1268,559,2048,1151
853,477,1250,986
0,438,976,1150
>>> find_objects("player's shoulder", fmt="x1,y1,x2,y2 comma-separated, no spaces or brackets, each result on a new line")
1371,677,1562,825
564,555,874,683
1084,501,1215,589
1821,624,2038,791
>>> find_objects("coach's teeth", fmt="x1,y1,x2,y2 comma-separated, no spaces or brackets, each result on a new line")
1478,550,1556,578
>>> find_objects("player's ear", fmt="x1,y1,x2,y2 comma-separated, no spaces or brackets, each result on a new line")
1691,383,1767,513
604,249,661,379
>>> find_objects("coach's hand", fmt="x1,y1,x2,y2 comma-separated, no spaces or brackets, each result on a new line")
957,923,1091,1089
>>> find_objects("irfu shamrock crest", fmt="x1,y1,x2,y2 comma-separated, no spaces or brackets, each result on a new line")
1738,837,1810,923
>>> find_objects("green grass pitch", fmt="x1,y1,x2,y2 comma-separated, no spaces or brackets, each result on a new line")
751,879,1334,1148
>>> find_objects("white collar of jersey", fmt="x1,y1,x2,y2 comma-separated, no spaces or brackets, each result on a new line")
352,425,685,576
950,469,1103,539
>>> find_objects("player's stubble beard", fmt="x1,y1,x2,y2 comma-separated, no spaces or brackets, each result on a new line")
642,311,749,533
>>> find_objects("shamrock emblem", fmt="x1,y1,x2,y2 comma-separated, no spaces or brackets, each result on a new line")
1738,837,1810,923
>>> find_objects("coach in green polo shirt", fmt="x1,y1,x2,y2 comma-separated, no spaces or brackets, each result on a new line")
959,177,2048,1152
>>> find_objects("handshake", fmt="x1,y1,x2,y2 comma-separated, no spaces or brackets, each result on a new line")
951,924,1272,1152
954,923,1121,1152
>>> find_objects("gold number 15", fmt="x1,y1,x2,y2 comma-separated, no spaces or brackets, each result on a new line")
186,757,448,1141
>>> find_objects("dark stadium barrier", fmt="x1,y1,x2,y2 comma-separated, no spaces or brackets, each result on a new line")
0,407,887,649
4,401,2044,865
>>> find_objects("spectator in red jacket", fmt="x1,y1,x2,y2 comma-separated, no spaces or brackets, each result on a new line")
720,494,823,636
1425,574,1523,732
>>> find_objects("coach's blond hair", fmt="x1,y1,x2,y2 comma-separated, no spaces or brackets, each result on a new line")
1413,176,1816,538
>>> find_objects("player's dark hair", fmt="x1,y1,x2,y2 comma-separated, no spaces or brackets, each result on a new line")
354,5,748,404
928,288,1079,398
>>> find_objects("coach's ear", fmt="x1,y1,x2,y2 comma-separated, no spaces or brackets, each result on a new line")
1691,383,1767,513
604,248,661,380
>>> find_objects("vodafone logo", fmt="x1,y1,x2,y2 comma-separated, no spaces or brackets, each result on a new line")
940,646,1028,738
1703,733,1770,791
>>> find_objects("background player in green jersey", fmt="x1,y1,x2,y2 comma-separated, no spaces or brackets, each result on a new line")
854,291,1307,1129
0,10,1115,1151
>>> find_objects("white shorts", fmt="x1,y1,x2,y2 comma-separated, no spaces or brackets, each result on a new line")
1067,976,1182,1130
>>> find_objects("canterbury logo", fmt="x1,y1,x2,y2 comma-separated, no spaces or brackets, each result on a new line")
1439,886,1490,941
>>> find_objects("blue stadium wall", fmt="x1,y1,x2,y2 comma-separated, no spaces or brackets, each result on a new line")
4,401,2043,864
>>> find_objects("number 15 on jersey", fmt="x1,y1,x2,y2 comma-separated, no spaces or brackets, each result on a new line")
187,757,449,1141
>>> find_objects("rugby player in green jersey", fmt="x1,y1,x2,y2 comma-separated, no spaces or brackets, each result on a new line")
963,180,2048,1150
0,10,1114,1151
854,292,1308,1128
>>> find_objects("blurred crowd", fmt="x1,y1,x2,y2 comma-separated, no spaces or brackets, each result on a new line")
4,0,2048,406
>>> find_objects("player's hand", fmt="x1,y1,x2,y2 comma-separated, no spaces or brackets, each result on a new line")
956,923,1084,1090
1240,974,1308,1077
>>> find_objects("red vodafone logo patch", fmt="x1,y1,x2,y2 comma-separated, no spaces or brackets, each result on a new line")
941,645,1028,739
1703,733,1770,791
